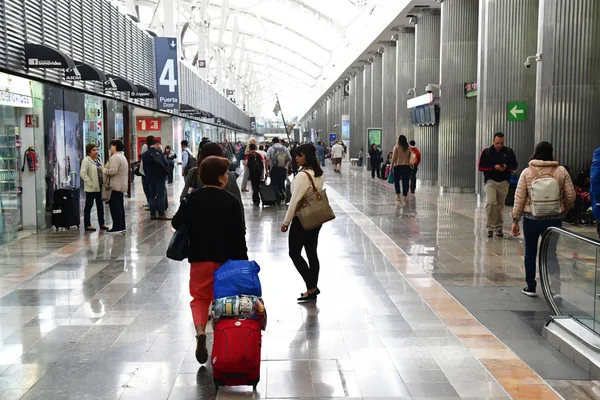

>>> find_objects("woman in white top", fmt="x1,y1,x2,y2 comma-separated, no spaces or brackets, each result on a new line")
281,144,325,302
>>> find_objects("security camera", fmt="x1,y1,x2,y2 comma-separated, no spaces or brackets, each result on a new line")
407,87,415,97
425,83,440,94
524,53,542,69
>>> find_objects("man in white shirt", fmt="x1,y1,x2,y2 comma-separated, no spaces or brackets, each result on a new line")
257,145,268,177
331,141,345,173
179,140,195,178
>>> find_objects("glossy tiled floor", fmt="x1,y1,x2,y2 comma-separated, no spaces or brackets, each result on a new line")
0,163,596,399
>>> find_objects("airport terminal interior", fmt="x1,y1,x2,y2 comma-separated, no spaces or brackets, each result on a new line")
1,0,600,399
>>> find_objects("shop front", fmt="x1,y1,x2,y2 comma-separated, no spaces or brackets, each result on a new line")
0,72,45,245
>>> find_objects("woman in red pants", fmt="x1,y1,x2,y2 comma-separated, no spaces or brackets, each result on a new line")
171,156,248,364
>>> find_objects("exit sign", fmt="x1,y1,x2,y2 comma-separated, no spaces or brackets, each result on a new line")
507,102,527,121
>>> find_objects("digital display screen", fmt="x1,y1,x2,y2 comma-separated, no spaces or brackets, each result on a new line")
411,105,438,126
423,106,431,123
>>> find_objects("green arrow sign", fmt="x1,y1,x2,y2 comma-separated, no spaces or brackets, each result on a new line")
507,102,527,121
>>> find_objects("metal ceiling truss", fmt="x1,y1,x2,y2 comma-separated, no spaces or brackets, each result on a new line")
224,47,319,80
182,26,324,70
249,62,315,88
206,4,333,52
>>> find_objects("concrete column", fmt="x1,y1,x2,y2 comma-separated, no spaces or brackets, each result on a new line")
396,28,415,139
342,90,350,136
334,86,342,141
371,53,383,131
438,0,479,192
382,42,397,153
350,76,357,148
536,0,600,171
414,9,441,184
321,102,327,138
363,62,372,131
327,95,333,135
353,67,364,160
476,0,538,194
163,0,176,37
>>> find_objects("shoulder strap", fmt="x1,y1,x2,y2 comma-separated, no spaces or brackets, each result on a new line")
302,170,318,192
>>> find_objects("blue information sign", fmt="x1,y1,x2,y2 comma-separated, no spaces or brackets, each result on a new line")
154,37,179,110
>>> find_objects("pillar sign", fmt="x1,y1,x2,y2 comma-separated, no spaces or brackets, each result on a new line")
343,80,350,97
154,37,179,110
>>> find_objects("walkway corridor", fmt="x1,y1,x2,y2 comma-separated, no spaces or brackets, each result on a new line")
0,165,598,399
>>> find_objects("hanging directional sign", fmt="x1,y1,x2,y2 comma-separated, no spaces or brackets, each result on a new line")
154,37,179,110
507,101,527,121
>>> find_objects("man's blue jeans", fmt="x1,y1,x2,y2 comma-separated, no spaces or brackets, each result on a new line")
148,180,167,216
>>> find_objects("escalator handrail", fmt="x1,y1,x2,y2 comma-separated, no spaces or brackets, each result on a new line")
539,227,600,315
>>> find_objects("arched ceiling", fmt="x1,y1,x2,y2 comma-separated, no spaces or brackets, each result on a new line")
115,0,372,118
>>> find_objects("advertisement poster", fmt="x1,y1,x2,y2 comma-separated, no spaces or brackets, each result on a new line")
43,86,85,227
341,114,350,140
368,128,382,150
54,110,81,188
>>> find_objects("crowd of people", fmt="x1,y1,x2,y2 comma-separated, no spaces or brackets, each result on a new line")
170,137,329,363
367,138,422,203
78,129,600,364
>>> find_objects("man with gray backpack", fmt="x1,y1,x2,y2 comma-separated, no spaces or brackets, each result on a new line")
266,137,291,201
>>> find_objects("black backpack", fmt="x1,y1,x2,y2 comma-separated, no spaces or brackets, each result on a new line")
183,149,197,177
247,152,263,177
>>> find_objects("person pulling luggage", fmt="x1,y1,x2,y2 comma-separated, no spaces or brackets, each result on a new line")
171,156,248,364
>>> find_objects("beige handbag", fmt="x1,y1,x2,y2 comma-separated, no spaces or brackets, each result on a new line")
296,171,335,230
101,175,112,202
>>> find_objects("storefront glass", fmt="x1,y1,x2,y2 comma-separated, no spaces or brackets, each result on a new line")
0,73,44,244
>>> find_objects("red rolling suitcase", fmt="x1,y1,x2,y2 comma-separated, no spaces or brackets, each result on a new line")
212,318,262,392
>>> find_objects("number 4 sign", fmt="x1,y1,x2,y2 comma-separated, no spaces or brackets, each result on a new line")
154,37,179,110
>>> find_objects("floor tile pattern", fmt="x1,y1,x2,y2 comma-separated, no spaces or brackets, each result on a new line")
0,164,595,399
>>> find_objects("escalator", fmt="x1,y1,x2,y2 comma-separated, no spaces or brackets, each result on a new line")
540,227,600,377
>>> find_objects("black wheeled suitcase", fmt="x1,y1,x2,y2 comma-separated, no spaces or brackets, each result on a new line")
285,181,292,204
52,188,81,230
260,184,279,207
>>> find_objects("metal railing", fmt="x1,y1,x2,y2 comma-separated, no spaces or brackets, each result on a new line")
539,227,600,333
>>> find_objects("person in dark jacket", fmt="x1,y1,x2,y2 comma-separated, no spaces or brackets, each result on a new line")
590,148,600,237
164,145,176,184
172,156,248,365
141,138,170,220
368,143,381,179
179,143,244,229
478,132,518,238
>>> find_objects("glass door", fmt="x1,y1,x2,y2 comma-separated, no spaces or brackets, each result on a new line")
0,105,20,243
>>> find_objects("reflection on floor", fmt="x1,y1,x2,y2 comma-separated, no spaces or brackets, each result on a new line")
0,164,597,399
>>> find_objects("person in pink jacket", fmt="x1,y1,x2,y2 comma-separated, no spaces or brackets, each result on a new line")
511,141,575,297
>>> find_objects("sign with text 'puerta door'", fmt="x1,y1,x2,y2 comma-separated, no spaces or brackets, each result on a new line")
154,37,179,111
137,118,161,131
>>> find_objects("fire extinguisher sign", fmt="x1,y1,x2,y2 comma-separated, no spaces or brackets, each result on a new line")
25,114,39,128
